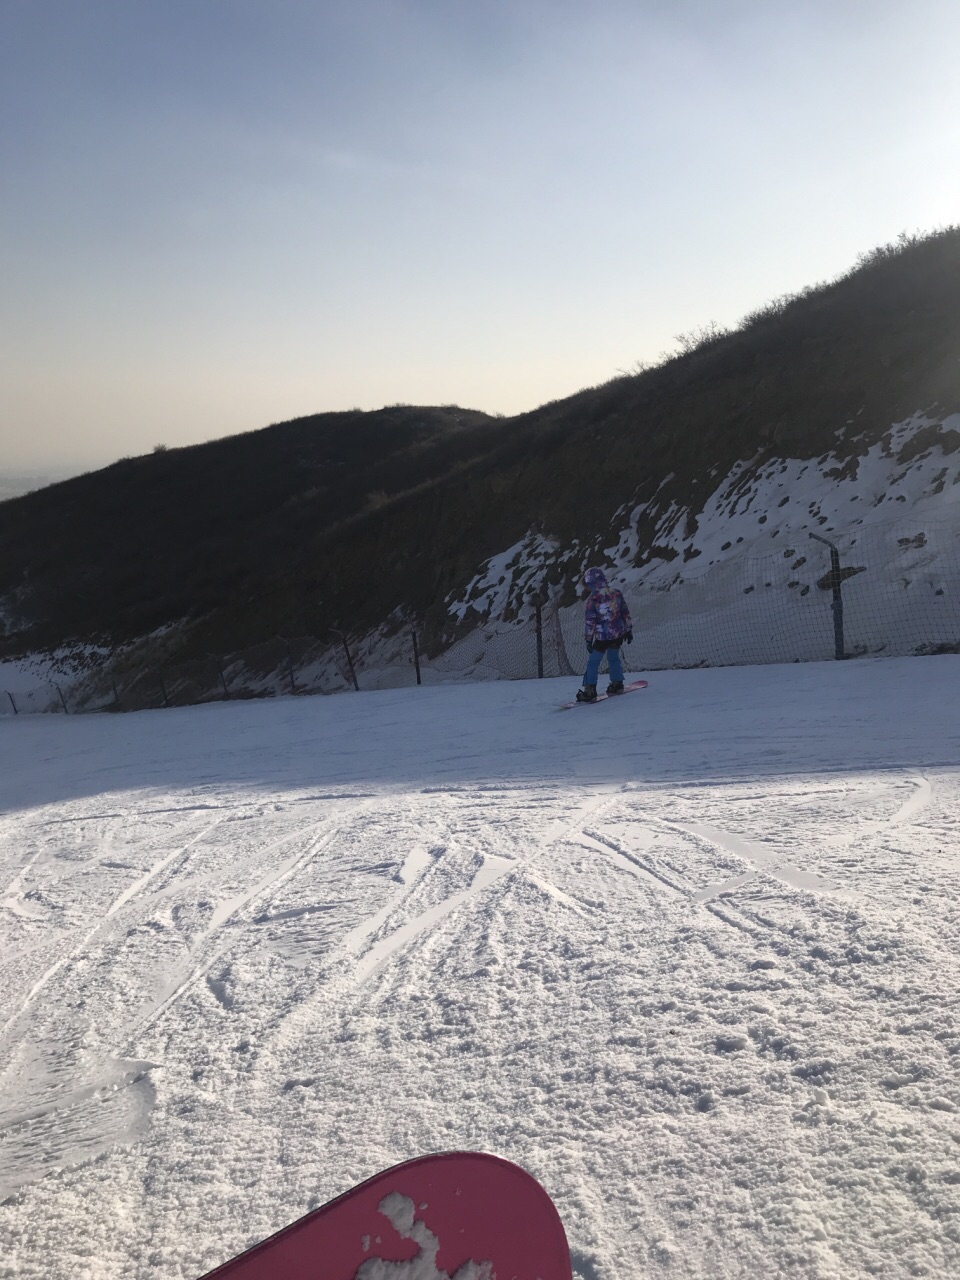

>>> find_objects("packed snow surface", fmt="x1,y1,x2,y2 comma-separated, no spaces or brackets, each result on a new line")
2,659,960,1280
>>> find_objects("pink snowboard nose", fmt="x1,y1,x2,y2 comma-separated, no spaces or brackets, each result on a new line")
200,1151,572,1280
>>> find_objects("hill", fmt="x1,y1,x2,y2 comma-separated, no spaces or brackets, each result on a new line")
1,227,959,663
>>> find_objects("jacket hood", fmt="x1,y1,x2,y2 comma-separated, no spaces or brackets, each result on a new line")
584,567,609,592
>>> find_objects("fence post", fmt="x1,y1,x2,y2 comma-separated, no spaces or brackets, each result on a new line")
285,639,297,695
275,636,297,695
211,654,231,699
551,596,577,676
54,683,69,714
5,691,17,715
534,600,544,678
411,629,422,685
809,532,846,660
331,629,360,691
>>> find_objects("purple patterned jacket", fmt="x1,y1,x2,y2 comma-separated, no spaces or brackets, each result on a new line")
584,568,632,646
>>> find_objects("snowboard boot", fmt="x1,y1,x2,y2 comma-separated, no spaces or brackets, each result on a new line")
576,684,598,703
606,681,625,696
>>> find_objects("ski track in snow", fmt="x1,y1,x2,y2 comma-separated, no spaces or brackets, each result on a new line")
351,853,517,984
0,816,225,1045
1,660,960,1280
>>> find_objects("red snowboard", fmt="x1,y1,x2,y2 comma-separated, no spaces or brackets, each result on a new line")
200,1151,571,1280
558,677,649,709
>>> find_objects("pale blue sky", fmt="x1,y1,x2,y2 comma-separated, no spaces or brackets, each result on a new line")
2,0,958,469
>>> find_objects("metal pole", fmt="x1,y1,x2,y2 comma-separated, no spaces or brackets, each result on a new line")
286,641,297,695
276,636,297,695
535,600,544,678
411,629,422,686
111,675,122,712
54,683,69,714
5,691,17,715
809,532,846,660
211,654,231,699
331,629,360,692
157,669,170,707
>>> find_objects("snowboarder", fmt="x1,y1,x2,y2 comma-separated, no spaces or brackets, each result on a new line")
577,567,633,703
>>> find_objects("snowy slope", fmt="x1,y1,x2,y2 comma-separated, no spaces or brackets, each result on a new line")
439,412,960,674
453,413,960,620
2,659,960,1280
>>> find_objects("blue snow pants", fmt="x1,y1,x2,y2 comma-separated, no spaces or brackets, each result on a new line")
583,643,624,687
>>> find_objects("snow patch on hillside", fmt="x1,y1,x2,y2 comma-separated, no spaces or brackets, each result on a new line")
430,412,960,677
0,646,113,698
626,411,960,589
450,534,560,624
446,413,960,624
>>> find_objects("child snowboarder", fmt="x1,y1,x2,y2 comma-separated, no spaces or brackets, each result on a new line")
577,567,633,702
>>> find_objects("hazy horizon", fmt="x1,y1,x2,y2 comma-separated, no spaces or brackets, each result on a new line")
3,0,959,472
